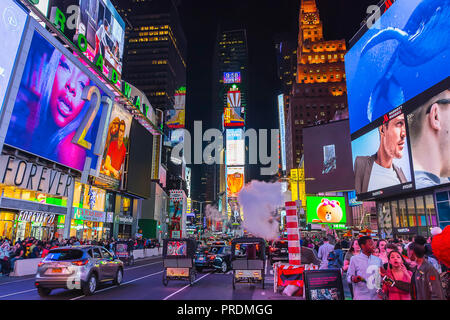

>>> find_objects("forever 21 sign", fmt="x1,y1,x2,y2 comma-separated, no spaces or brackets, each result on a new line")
0,155,75,197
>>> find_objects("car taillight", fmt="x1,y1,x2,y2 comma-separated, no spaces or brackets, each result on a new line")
72,259,89,266
270,247,276,252
37,262,45,267
209,255,216,260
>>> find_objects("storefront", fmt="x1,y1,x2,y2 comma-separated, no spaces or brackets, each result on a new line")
69,182,108,241
0,185,69,242
377,193,439,239
435,187,450,229
114,195,135,239
115,215,134,239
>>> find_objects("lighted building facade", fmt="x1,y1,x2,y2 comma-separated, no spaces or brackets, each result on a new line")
286,0,348,171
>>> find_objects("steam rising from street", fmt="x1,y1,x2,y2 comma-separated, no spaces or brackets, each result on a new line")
205,204,223,223
238,181,283,241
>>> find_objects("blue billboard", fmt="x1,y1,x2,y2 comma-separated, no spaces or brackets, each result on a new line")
345,0,450,135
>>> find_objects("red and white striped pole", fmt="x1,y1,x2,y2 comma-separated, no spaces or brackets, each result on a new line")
285,201,301,265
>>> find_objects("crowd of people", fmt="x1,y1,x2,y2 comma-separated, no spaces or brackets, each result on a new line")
0,236,160,277
302,226,450,300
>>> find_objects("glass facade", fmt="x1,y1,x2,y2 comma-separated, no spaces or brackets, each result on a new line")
377,193,439,238
435,189,450,228
70,182,107,241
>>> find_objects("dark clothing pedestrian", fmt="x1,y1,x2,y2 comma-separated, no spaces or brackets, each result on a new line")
411,259,445,300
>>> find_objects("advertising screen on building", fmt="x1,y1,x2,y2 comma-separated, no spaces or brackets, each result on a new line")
306,196,347,225
96,103,132,189
345,0,450,135
226,129,245,166
49,0,126,84
303,120,355,194
351,106,414,200
4,30,111,172
406,78,450,191
166,87,186,129
223,72,241,84
227,167,244,198
278,94,286,172
0,0,28,112
126,119,153,198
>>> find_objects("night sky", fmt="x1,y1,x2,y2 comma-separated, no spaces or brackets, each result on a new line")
177,0,378,200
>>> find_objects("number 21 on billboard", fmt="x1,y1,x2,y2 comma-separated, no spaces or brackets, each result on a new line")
72,85,113,177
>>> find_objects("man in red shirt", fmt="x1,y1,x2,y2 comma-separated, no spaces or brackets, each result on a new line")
104,120,127,179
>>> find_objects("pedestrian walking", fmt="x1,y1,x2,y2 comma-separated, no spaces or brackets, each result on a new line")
379,251,412,300
408,242,445,300
347,236,383,300
318,237,334,270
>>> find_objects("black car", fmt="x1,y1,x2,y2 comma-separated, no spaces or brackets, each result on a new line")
210,246,232,273
194,245,232,273
269,240,289,265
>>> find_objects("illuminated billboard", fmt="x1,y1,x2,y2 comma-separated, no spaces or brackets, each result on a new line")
49,0,126,85
0,0,28,112
303,120,355,194
306,196,347,225
166,87,186,129
278,94,286,172
4,29,112,172
346,0,450,134
227,167,244,198
226,129,245,166
223,72,241,84
406,79,450,190
352,109,413,199
96,103,132,189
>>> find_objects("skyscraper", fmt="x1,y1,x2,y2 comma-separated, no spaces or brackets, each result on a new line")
286,0,348,171
114,0,186,111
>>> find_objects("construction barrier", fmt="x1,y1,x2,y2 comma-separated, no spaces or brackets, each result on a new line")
273,262,319,296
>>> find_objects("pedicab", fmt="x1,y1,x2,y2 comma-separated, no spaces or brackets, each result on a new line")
162,238,197,286
114,240,135,266
231,237,266,290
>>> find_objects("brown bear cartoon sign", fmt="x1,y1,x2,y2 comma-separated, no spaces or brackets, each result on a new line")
312,198,343,223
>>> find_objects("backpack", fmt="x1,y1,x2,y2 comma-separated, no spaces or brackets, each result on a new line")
328,250,343,269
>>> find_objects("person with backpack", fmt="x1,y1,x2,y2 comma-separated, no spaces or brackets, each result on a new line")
328,242,345,270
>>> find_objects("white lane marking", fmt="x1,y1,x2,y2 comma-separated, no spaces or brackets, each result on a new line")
0,288,36,299
162,272,212,301
70,270,164,300
0,276,36,286
125,261,162,271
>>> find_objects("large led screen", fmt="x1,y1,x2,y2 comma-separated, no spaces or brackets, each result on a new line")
345,0,450,135
0,0,28,112
306,196,347,225
49,0,125,84
303,120,355,194
406,78,450,190
96,103,132,189
5,30,110,172
226,128,245,166
351,108,413,200
127,119,153,198
227,167,244,198
223,72,241,84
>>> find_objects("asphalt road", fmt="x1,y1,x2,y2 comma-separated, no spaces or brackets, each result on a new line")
0,257,304,300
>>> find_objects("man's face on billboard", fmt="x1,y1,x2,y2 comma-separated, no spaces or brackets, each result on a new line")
50,55,90,127
437,90,450,175
118,123,125,141
381,113,406,160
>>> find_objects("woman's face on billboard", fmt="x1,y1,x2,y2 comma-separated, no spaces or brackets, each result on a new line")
50,55,90,127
